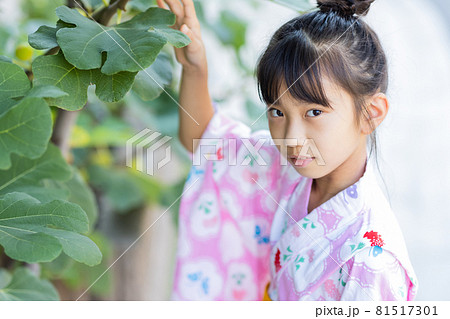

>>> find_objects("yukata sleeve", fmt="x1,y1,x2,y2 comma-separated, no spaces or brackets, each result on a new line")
171,101,285,301
339,248,416,301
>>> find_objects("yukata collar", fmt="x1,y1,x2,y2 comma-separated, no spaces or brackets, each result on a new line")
289,156,376,222
273,157,377,248
269,158,380,292
322,157,376,220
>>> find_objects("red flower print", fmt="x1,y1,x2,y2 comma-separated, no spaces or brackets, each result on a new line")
217,147,224,160
363,230,385,247
274,248,281,272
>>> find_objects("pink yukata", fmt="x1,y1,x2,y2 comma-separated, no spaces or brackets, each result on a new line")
171,102,419,301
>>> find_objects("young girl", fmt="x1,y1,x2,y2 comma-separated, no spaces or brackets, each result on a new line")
159,0,419,300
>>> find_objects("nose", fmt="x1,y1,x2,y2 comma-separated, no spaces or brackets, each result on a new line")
284,121,307,148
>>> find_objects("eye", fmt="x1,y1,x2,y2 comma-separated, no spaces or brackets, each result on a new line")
306,109,323,117
267,107,284,118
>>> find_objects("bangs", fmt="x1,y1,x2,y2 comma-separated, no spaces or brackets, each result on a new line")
256,32,337,109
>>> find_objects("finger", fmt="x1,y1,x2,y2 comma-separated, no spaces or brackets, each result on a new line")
156,0,168,9
180,0,197,19
180,24,197,45
179,0,201,38
180,24,192,39
163,0,184,18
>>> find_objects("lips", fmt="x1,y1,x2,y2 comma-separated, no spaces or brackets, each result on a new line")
288,155,315,160
288,155,315,167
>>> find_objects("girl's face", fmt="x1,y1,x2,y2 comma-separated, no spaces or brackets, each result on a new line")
267,78,367,179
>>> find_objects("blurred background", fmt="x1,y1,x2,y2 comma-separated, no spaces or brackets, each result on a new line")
0,0,448,300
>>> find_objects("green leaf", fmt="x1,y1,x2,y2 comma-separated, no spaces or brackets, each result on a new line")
90,68,137,102
64,166,98,227
0,268,12,289
122,7,191,48
41,228,102,266
13,183,70,203
50,232,112,296
0,192,101,265
0,97,52,170
0,61,30,100
32,53,91,110
132,50,172,101
0,267,59,301
54,6,189,75
28,20,76,51
0,61,31,114
127,0,153,12
25,84,69,99
45,165,98,226
32,52,137,110
0,143,72,196
28,25,58,50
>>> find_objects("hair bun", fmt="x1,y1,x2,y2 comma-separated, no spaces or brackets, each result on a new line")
317,0,375,18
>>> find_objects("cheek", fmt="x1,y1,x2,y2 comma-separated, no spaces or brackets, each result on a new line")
308,127,355,160
318,129,358,159
268,123,283,141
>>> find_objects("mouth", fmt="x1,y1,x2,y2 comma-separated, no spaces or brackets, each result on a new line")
288,155,314,160
288,155,315,167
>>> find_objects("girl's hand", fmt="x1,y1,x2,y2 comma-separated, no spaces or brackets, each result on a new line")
157,0,207,74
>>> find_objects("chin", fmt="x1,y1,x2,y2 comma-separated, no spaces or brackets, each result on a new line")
289,162,329,179
288,164,315,178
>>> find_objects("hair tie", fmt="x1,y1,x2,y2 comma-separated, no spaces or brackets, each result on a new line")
317,0,375,19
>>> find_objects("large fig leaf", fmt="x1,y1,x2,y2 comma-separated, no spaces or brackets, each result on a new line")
0,142,98,227
0,192,101,265
24,84,68,99
28,25,58,50
0,267,59,301
0,143,72,197
32,53,137,110
132,50,172,101
28,20,76,51
0,97,52,170
44,165,98,226
0,61,31,115
54,6,190,75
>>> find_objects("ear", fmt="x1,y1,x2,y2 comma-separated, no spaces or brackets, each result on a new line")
360,92,389,135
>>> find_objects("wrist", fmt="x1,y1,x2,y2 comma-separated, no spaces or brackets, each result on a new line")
182,63,208,78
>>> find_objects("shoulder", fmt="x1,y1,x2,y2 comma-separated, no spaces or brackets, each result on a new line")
350,246,401,272
339,248,411,301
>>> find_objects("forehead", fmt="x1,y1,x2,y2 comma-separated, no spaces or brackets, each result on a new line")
275,77,351,108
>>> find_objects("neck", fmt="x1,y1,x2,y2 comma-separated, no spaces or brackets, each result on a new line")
311,144,368,208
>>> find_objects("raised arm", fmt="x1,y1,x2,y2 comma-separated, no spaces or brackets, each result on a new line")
157,0,215,154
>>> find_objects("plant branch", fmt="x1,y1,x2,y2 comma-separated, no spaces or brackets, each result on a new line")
51,108,80,161
67,0,87,10
94,0,130,26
